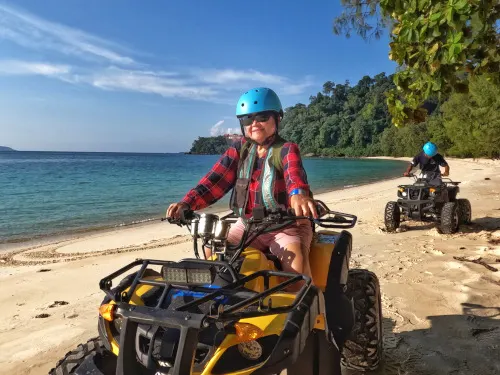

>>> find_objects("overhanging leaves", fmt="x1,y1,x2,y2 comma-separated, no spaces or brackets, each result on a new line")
333,0,500,127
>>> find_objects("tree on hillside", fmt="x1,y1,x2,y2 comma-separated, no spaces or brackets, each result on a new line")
280,73,396,156
440,75,500,158
187,75,498,158
333,0,500,127
189,136,229,154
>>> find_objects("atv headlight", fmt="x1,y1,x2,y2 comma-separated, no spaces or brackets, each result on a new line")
397,187,407,197
212,335,279,374
238,341,263,361
161,266,214,285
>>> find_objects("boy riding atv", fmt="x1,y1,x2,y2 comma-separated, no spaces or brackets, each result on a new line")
385,142,471,233
403,141,450,186
168,87,317,286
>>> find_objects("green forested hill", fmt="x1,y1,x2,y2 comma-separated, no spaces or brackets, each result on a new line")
189,73,499,158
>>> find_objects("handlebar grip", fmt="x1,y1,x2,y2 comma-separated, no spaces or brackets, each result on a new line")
163,209,195,225
179,209,190,222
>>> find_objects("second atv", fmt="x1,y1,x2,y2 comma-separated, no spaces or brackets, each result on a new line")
384,173,472,234
50,201,383,375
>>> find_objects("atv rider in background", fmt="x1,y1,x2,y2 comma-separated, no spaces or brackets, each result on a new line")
167,87,318,284
404,141,450,185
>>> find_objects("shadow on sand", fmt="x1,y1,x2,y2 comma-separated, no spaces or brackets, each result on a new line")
344,303,500,375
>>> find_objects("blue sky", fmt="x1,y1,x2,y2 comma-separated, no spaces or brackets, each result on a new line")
0,0,396,152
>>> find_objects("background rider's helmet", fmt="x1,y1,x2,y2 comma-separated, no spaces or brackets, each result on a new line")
423,141,438,157
236,87,283,118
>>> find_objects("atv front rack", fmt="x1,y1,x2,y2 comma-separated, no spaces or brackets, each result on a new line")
100,258,312,321
97,259,315,375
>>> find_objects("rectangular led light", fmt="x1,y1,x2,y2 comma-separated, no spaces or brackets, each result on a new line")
162,266,213,285
186,268,212,284
163,267,188,283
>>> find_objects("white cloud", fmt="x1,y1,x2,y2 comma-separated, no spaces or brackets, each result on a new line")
0,4,315,102
210,120,225,136
210,120,240,136
196,68,314,96
280,75,315,95
0,60,70,76
0,3,135,65
88,67,217,100
199,69,286,86
0,58,315,102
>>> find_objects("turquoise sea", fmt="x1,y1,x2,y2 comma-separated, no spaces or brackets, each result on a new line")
0,151,406,243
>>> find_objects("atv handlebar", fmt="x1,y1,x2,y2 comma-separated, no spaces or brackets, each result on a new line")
164,200,357,230
402,173,460,186
163,200,357,264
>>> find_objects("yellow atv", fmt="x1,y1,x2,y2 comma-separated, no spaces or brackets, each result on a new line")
50,201,383,375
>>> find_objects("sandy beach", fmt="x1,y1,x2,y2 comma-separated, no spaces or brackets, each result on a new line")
1,157,499,375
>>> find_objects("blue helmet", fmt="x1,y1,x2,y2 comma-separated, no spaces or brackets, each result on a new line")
423,141,438,157
236,87,283,117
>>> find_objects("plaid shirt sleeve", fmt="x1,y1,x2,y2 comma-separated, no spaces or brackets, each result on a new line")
281,142,310,195
180,142,240,211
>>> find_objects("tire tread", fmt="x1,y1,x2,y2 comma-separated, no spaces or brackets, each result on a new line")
342,269,383,371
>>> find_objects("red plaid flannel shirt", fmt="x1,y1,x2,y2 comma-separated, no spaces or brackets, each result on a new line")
181,139,310,214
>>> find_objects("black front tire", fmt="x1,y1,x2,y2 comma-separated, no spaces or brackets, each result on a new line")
457,198,472,224
384,201,400,232
342,269,383,372
439,202,460,234
49,337,115,375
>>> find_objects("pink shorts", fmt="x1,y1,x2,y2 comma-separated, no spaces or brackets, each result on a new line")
226,218,313,259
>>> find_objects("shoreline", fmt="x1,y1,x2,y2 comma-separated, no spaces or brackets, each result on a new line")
0,183,367,256
0,169,410,265
1,155,489,257
1,158,408,252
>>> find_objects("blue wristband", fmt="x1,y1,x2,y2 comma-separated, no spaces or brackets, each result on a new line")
290,188,307,197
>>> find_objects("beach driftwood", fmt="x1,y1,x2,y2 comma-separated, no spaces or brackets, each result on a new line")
453,256,498,272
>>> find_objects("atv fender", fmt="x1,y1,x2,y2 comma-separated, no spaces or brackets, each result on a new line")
320,230,355,349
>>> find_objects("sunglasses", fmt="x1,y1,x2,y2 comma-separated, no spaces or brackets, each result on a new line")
238,111,276,127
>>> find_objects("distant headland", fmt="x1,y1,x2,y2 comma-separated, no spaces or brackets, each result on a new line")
0,146,16,152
